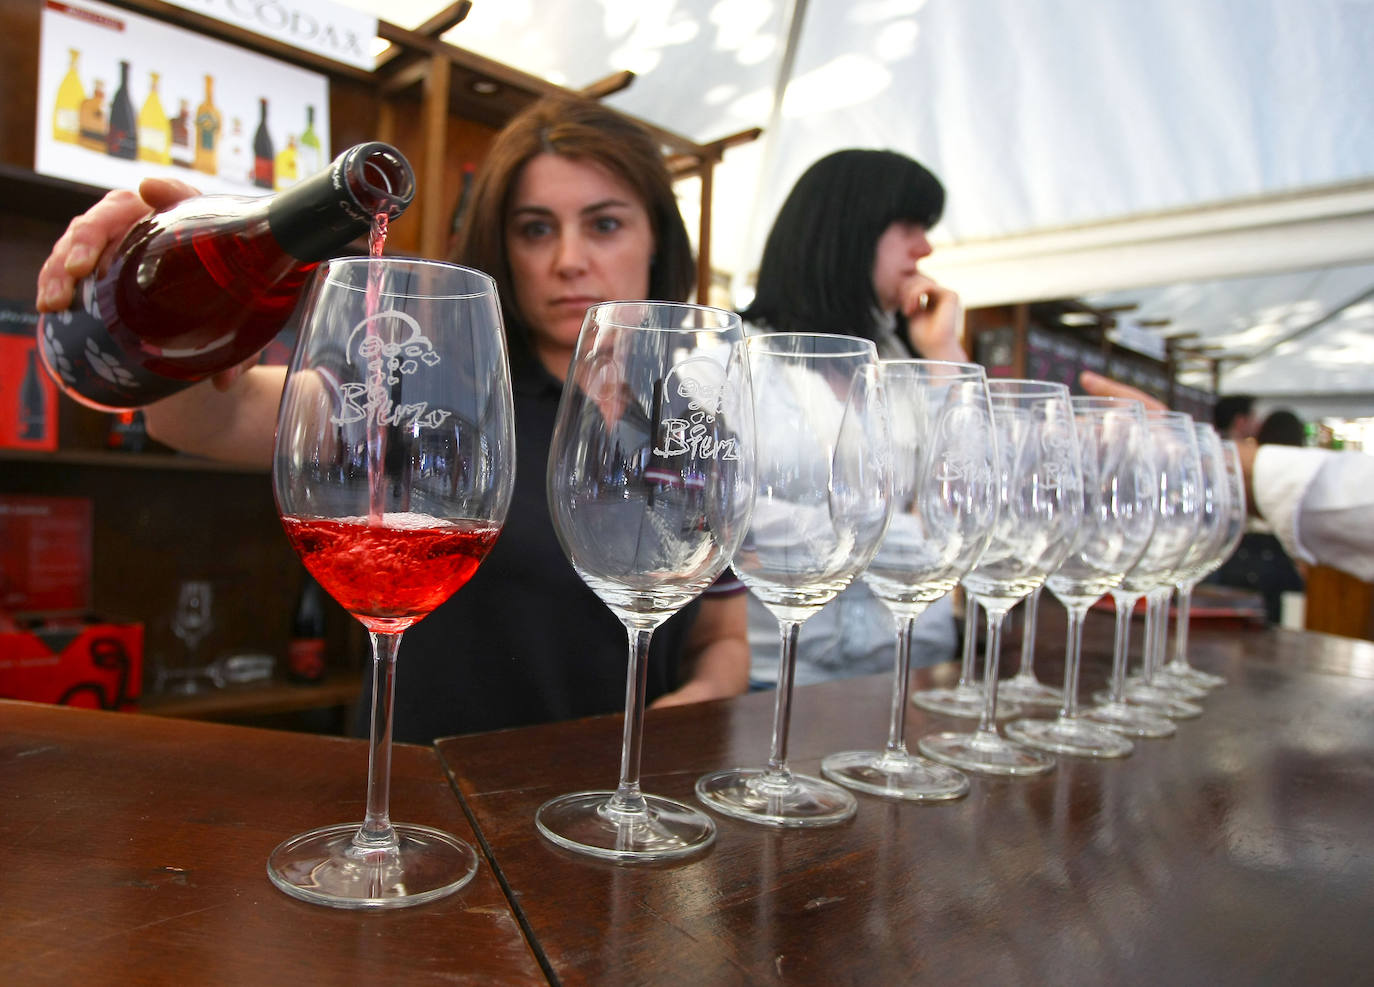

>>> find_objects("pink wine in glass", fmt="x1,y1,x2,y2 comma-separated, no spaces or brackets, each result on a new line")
280,514,501,633
37,142,414,412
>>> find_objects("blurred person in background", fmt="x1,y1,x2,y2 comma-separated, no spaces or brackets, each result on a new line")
1213,393,1260,441
738,149,963,688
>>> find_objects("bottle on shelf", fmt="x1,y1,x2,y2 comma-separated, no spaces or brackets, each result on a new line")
287,573,327,684
252,97,274,190
78,79,107,152
446,160,477,257
106,60,136,160
298,105,322,177
19,349,49,442
274,135,299,190
222,116,249,185
107,409,148,452
193,75,221,176
170,99,193,169
36,142,415,412
137,71,171,165
53,48,85,145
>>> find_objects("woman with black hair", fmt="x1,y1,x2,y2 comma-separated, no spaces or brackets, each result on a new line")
741,149,963,689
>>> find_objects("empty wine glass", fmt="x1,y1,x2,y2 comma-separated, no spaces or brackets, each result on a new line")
821,360,997,801
696,333,890,826
920,380,1083,777
160,579,216,694
1158,431,1245,690
1087,410,1203,725
537,301,754,861
1006,398,1155,758
269,258,515,908
910,592,1024,719
999,587,1063,706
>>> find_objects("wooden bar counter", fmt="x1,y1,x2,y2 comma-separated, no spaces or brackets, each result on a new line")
435,614,1374,984
0,703,544,985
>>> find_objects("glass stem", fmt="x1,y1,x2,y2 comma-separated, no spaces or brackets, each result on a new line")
1150,589,1171,681
1109,595,1136,703
974,605,1008,738
1017,586,1041,679
608,625,654,815
885,609,926,757
1141,594,1160,685
356,630,401,850
1170,584,1194,670
1058,607,1087,719
956,596,978,688
764,619,802,785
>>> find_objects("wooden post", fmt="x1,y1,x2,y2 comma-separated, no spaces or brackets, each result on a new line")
696,161,714,305
420,53,451,259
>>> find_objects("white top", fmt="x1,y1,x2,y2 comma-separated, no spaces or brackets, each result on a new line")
1252,444,1374,582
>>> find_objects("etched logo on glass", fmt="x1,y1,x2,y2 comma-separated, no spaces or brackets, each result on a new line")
653,357,740,462
334,310,451,429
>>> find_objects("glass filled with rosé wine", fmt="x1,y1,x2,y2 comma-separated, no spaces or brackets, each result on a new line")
269,257,514,909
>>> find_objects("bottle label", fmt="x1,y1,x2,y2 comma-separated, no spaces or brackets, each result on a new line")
288,638,326,681
38,276,186,409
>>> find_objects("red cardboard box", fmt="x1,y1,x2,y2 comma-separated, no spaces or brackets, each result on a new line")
0,618,143,710
0,303,59,452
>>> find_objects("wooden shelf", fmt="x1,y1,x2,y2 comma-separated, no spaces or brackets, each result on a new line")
0,162,104,220
139,671,363,722
1,448,266,474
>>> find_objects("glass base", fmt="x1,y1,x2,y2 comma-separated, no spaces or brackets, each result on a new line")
267,822,478,909
1091,687,1203,720
910,685,1023,720
919,729,1056,777
1005,715,1135,759
535,791,715,862
1080,700,1177,738
821,749,970,802
1160,661,1226,689
1125,671,1209,701
695,768,857,827
998,674,1064,707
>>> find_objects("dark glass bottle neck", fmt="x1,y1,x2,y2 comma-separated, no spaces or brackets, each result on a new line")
266,142,414,262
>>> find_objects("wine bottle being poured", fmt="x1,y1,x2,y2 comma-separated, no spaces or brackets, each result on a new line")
36,141,416,411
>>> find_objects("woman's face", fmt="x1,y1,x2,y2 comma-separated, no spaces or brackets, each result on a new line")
505,153,655,375
871,220,933,311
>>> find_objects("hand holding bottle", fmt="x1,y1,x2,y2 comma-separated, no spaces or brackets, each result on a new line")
36,176,199,313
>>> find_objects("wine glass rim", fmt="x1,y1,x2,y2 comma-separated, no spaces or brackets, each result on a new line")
881,358,985,377
320,256,498,299
747,331,878,357
585,299,742,331
1070,395,1146,413
985,378,1070,397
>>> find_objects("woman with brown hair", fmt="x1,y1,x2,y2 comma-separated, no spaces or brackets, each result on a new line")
35,94,750,741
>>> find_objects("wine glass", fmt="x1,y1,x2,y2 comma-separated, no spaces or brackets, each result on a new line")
696,333,890,826
910,591,1024,719
269,257,514,908
1120,412,1210,713
821,360,997,801
537,301,754,861
160,579,216,694
999,587,1063,706
1087,411,1203,725
1157,431,1245,690
919,380,1083,777
1005,398,1155,759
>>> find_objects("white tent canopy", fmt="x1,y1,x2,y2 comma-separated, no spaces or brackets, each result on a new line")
339,0,1374,412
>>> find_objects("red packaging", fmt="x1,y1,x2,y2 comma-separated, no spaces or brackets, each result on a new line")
0,619,143,710
0,306,59,452
0,495,92,612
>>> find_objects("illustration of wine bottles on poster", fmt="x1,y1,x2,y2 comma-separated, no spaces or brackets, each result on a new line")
36,0,330,196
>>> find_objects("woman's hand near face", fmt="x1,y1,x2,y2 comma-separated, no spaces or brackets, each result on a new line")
35,176,200,313
900,274,967,361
